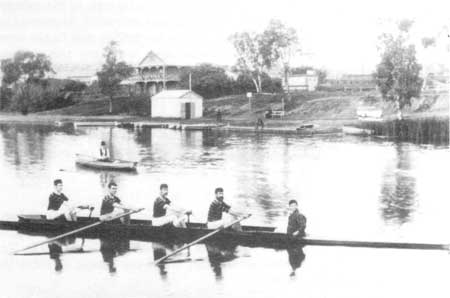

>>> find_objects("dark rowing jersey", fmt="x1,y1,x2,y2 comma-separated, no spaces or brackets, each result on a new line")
47,192,69,211
207,200,231,222
153,196,171,218
287,209,307,237
100,194,121,215
99,147,109,158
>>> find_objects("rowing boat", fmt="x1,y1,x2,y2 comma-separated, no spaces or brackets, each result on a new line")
75,154,137,172
0,215,448,251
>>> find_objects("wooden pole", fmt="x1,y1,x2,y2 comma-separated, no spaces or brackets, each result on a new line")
189,72,192,91
154,214,251,265
13,208,145,255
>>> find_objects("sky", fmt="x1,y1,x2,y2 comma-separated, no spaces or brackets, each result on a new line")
0,0,449,78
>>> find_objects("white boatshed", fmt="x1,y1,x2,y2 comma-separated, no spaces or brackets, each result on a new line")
151,90,203,119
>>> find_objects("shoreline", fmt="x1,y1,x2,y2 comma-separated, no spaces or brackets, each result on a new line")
0,112,448,140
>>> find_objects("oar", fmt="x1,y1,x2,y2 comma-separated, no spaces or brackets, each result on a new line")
13,208,144,255
154,214,251,265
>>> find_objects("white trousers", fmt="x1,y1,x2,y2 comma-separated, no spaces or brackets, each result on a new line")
152,214,187,227
47,205,77,221
207,216,242,231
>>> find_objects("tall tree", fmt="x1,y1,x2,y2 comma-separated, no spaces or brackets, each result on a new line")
230,20,298,93
97,41,134,113
375,20,423,111
260,20,298,95
230,32,265,93
1,51,54,85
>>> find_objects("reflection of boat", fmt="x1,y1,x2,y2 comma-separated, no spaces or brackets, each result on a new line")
75,154,137,172
2,215,448,251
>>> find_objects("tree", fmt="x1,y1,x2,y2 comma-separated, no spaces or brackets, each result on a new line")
1,51,54,85
179,64,233,99
260,20,298,95
375,20,423,111
230,20,298,93
230,32,265,92
97,41,134,113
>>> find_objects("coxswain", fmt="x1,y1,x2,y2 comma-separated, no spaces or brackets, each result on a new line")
286,200,307,237
207,187,243,231
99,141,111,162
46,179,90,221
152,184,190,227
100,182,135,223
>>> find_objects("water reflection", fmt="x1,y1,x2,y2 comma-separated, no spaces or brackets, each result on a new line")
47,235,78,272
0,123,75,168
380,143,417,224
152,242,172,278
287,245,306,277
206,243,239,280
48,243,63,271
100,237,131,274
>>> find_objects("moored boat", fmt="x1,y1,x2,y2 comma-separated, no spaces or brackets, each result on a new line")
75,154,137,172
1,215,448,251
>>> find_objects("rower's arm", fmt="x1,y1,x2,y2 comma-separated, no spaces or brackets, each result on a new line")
166,204,191,215
292,216,307,236
113,202,134,211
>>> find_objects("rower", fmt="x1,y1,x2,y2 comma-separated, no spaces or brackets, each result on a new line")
287,200,307,237
207,187,243,231
152,183,190,227
46,179,89,221
100,182,135,223
99,141,111,162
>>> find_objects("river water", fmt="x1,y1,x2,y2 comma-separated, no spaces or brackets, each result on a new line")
0,123,449,298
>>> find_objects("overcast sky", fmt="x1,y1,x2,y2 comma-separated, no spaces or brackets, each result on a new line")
0,0,448,77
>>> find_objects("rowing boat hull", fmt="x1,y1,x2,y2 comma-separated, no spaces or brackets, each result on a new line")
75,155,137,172
0,215,448,251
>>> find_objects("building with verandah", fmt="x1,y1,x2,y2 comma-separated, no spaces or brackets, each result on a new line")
120,51,189,95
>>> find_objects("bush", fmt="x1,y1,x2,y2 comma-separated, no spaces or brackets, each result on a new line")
9,82,76,113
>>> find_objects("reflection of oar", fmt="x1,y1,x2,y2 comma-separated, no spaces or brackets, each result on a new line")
13,208,144,255
154,214,251,265
15,248,140,256
160,258,204,264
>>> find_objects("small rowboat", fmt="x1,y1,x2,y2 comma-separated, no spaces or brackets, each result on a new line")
1,215,448,251
75,154,137,172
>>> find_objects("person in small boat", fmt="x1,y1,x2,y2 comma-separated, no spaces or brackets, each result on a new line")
287,199,307,237
47,179,90,221
99,182,135,223
152,184,191,227
98,141,111,162
207,187,243,231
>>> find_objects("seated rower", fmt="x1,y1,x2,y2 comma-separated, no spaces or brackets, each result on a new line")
98,141,111,162
152,183,190,227
207,187,243,231
287,200,307,237
100,182,135,223
46,179,90,221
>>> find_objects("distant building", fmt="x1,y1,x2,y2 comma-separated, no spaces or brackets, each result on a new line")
66,75,97,86
121,51,189,95
284,70,319,91
422,72,449,92
324,74,376,91
151,90,203,119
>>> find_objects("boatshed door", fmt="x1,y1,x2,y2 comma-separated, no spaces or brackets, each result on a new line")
184,102,191,119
